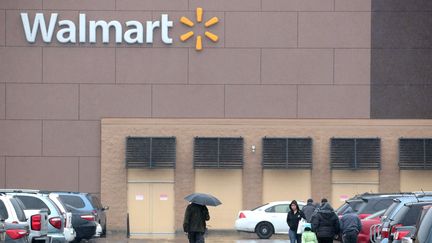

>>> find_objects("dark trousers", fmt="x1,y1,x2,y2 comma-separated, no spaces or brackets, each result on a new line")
343,232,358,243
288,229,302,243
317,237,334,243
188,232,205,243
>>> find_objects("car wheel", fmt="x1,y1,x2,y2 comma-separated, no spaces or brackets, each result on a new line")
255,222,273,239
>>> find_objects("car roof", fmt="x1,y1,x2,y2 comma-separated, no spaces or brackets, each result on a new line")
267,201,306,205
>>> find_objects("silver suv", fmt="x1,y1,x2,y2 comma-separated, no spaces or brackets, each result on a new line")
0,193,50,242
2,191,66,243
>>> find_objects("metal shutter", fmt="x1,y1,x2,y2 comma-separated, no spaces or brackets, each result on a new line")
126,137,176,168
331,138,380,169
262,138,312,169
193,137,243,168
399,138,432,169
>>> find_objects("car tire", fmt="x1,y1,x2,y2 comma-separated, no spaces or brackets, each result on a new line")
255,222,273,239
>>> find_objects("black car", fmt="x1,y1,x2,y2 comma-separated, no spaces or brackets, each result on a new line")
55,192,108,240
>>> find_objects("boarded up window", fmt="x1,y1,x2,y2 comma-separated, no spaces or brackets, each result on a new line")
262,138,312,169
126,137,176,168
194,137,243,168
331,138,381,169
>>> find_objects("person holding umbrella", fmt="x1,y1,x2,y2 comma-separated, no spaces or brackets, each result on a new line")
183,193,221,243
183,202,210,243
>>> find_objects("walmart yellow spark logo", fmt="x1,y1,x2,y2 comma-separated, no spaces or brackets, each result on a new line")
180,8,219,51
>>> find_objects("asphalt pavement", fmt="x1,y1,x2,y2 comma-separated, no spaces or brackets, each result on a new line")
91,231,291,243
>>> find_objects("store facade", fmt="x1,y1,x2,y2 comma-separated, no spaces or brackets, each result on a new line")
1,0,432,235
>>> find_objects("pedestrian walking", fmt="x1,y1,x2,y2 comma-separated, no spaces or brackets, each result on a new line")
287,200,306,243
302,223,318,243
183,203,210,243
310,198,328,223
340,206,362,243
303,199,317,223
311,202,340,243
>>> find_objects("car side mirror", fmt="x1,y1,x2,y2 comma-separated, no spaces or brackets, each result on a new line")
0,218,4,222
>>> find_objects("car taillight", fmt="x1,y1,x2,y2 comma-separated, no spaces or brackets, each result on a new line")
49,217,62,229
6,229,28,239
31,214,42,231
391,224,403,233
394,230,410,240
81,215,95,221
381,227,389,238
239,212,246,219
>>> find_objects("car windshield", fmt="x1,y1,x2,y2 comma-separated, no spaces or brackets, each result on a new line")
336,203,350,215
364,209,386,220
383,201,399,219
361,198,395,214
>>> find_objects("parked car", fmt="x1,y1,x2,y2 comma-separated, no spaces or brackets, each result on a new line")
357,209,385,243
402,205,432,243
45,193,75,242
2,191,66,243
336,193,406,219
371,193,432,243
0,218,5,242
54,192,108,241
0,193,43,243
235,200,305,239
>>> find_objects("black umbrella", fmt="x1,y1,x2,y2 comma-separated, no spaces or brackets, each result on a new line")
184,193,222,206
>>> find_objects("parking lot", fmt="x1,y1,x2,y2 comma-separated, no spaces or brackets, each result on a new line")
92,232,290,243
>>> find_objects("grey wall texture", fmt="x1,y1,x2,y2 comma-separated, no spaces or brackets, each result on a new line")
371,0,432,118
0,0,430,193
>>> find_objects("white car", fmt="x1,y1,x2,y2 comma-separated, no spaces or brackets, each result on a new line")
235,200,305,239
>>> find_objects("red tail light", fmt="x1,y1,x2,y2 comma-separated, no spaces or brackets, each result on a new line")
49,217,62,229
80,215,95,221
394,230,410,240
31,214,42,231
6,229,28,239
381,227,389,238
391,224,403,233
239,212,246,219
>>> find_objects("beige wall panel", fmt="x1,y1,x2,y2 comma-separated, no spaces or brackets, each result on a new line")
263,170,311,204
195,169,242,229
128,169,174,182
332,170,379,208
332,184,379,208
400,171,432,192
332,170,379,184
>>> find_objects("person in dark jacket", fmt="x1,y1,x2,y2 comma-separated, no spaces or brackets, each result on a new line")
287,200,306,243
303,199,317,223
311,202,340,243
183,203,210,243
340,206,361,243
